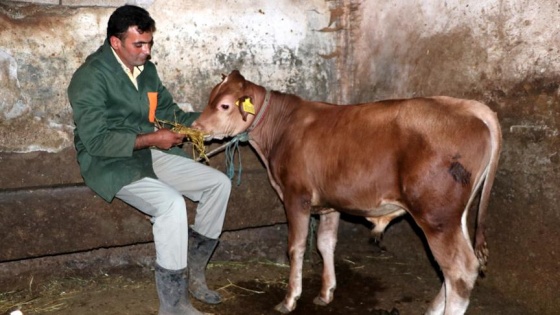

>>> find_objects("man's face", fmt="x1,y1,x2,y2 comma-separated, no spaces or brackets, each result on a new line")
110,26,153,70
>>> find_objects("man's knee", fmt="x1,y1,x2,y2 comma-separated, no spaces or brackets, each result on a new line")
212,170,232,194
219,173,232,192
157,193,187,218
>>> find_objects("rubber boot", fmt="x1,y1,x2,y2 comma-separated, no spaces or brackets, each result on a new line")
188,229,222,304
155,263,203,315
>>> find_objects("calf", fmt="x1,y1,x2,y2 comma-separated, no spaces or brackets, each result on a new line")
192,70,502,315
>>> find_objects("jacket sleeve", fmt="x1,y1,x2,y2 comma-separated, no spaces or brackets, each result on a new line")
68,65,137,157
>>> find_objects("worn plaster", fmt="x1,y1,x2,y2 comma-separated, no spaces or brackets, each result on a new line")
0,0,335,153
0,49,29,120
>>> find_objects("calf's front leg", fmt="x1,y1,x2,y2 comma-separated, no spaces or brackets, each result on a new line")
274,204,311,314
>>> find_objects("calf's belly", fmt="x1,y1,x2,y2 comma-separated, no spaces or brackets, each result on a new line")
313,201,407,218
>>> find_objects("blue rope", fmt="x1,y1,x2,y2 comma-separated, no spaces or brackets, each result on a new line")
225,132,250,185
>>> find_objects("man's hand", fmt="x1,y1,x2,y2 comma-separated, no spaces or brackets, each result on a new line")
134,128,185,150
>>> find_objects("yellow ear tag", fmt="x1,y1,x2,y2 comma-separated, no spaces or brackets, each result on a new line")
237,98,255,115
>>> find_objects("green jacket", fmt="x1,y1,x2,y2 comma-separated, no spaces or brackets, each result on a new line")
68,39,200,202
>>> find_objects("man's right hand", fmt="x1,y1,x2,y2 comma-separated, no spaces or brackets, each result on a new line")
134,128,185,150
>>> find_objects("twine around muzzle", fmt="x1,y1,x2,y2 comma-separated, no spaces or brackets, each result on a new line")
196,132,250,186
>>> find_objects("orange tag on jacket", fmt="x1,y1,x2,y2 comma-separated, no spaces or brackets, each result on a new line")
148,92,158,123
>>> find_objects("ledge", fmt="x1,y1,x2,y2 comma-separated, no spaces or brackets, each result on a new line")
0,162,286,262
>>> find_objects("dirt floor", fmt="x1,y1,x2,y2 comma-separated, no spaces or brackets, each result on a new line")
0,222,539,315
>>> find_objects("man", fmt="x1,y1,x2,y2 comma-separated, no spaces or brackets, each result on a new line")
68,5,230,315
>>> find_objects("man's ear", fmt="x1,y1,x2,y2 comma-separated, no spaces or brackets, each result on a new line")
109,36,120,50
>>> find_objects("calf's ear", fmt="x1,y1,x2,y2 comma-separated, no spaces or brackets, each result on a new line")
236,96,255,121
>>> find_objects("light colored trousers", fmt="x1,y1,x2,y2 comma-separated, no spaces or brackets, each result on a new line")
116,149,231,270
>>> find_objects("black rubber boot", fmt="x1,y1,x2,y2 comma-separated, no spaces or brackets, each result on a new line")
188,229,222,304
155,263,203,315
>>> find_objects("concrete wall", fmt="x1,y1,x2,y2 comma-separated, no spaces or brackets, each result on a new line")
0,0,558,312
350,2,560,312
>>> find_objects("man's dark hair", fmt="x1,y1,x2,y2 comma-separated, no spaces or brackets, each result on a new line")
107,5,156,40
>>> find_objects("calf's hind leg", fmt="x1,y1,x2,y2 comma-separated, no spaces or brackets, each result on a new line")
423,227,480,315
313,210,340,306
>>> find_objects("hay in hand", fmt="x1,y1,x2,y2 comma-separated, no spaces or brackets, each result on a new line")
155,118,209,162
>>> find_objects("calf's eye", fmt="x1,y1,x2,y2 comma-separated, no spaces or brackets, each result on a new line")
220,104,230,110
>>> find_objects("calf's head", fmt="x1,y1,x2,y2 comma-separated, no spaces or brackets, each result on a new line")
192,70,257,140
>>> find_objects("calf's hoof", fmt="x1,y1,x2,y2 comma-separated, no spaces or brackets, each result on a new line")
274,301,295,314
313,296,330,306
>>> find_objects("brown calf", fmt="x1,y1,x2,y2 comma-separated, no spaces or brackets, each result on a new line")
192,70,502,315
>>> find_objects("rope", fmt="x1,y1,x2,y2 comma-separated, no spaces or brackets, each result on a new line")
246,90,272,133
224,132,250,185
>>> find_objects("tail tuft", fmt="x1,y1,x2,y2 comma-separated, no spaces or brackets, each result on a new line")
475,240,489,276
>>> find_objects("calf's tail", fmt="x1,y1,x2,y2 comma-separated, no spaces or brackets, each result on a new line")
473,110,502,274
